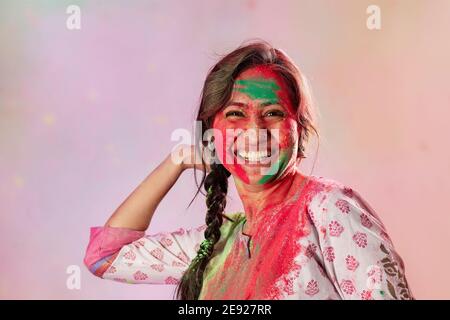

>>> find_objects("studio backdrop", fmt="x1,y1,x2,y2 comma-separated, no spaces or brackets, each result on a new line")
0,0,449,299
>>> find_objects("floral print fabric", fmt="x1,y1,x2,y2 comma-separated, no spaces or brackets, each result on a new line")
84,175,413,299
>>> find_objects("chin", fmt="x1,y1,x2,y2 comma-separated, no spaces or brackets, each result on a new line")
237,166,284,185
224,149,296,185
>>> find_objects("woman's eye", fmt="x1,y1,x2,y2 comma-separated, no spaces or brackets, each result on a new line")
264,110,285,117
225,110,244,118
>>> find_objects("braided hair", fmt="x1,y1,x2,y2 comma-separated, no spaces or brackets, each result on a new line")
175,162,230,300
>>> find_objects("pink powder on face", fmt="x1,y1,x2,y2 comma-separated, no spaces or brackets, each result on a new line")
211,65,299,185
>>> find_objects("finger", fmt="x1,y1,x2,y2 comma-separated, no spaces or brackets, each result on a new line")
198,146,212,172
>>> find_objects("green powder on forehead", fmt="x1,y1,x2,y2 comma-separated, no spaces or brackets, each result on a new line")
234,78,280,103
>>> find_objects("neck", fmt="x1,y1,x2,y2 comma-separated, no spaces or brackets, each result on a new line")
233,166,306,235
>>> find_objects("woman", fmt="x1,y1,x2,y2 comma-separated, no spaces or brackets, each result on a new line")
84,40,413,300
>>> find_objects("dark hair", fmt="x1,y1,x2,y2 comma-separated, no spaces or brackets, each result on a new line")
175,39,318,300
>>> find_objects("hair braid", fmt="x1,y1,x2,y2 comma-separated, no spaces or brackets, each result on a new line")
175,162,230,300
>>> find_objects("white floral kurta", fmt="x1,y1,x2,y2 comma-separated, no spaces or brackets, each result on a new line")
84,175,413,300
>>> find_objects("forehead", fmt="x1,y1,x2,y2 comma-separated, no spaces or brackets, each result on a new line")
231,65,290,104
235,65,282,82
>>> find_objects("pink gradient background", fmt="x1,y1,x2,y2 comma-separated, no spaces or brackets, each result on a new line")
1,0,449,299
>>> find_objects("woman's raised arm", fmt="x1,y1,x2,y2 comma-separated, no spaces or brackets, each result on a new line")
84,144,210,282
105,144,207,230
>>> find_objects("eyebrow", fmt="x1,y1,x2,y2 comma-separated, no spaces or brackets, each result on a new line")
224,100,281,108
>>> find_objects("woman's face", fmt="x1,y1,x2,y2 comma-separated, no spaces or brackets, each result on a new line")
212,65,301,185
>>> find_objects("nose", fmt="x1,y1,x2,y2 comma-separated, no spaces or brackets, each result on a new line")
237,118,270,150
248,113,266,130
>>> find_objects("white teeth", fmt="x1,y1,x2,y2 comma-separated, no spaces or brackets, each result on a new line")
237,150,271,161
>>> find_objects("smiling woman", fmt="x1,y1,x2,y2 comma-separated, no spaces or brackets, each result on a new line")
83,40,413,300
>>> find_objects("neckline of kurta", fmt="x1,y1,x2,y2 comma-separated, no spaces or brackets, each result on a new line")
234,175,313,259
238,174,312,238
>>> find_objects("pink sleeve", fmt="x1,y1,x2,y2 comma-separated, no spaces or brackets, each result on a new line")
83,224,206,284
83,226,145,275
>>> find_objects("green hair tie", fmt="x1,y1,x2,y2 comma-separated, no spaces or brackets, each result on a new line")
200,238,212,248
194,239,213,261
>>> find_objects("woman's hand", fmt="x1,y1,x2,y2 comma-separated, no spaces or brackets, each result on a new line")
104,144,213,231
171,144,212,173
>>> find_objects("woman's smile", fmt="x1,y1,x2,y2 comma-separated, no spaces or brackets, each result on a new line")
232,139,279,167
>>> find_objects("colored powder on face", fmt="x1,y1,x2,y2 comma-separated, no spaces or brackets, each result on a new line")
257,152,288,185
213,75,297,186
234,78,280,103
232,163,250,184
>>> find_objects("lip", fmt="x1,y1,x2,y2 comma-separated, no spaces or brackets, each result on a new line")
232,147,278,167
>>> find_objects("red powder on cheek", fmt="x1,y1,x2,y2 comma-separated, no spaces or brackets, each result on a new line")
230,163,250,184
277,121,297,151
212,118,250,184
